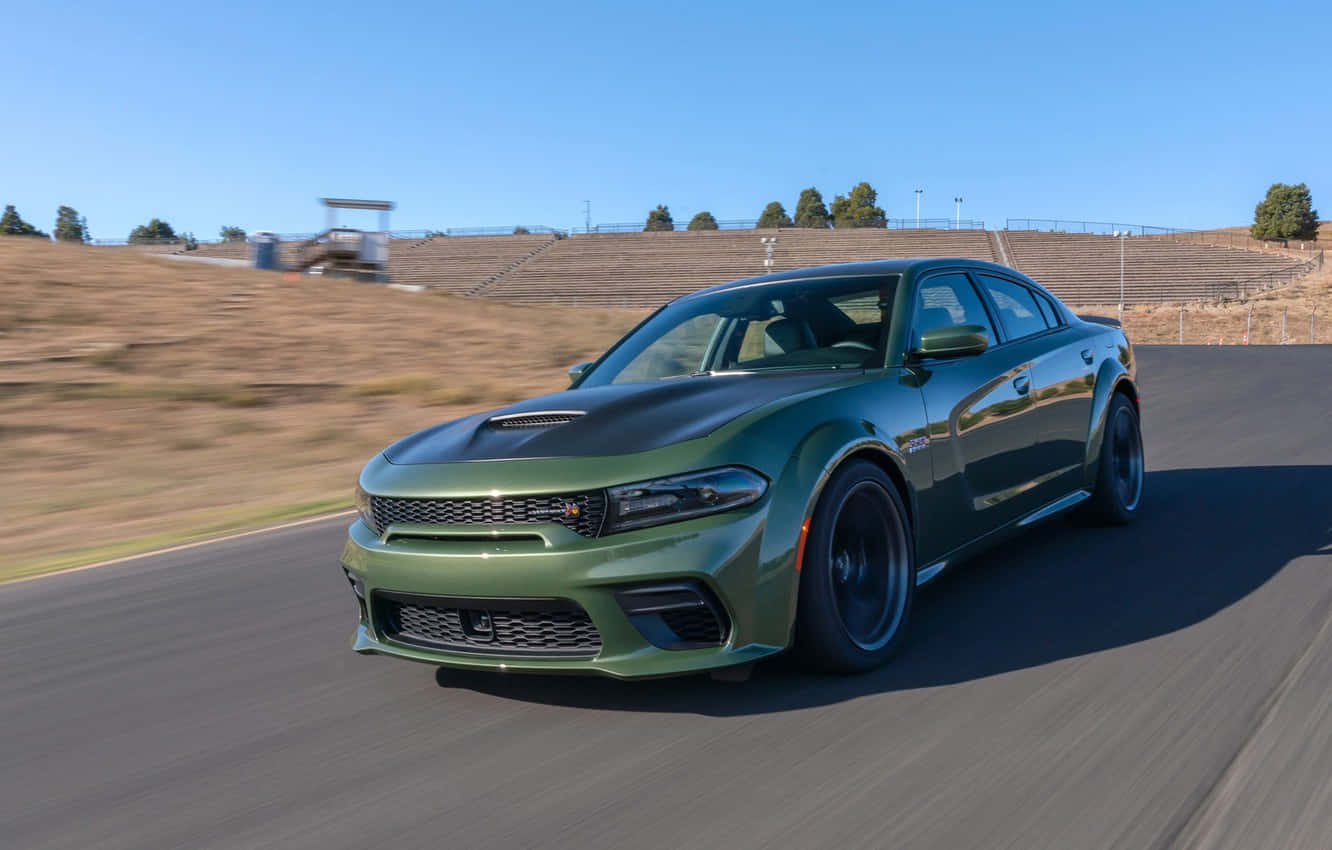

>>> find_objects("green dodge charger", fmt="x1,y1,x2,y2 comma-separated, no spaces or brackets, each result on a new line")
342,258,1143,679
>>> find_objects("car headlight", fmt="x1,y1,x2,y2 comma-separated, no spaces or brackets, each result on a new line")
354,485,376,532
603,467,767,534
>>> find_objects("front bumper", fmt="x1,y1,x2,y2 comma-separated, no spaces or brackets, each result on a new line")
340,502,791,678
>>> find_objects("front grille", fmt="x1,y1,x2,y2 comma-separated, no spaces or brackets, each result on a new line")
661,607,726,645
489,412,583,429
369,491,606,537
375,592,602,657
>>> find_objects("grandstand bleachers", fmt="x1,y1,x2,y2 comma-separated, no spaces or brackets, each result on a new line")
388,234,555,294
1004,231,1305,304
149,227,1318,307
483,229,995,307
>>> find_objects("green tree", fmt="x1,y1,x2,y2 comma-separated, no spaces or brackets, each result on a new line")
644,204,674,232
687,211,719,231
830,182,887,229
128,218,177,243
1251,183,1319,241
756,202,792,228
512,226,531,235
793,187,830,228
1,204,48,237
54,206,89,242
219,225,247,242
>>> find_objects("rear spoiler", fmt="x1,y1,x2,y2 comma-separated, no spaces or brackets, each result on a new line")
1078,314,1122,328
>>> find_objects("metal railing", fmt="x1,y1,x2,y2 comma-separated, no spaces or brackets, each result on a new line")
1146,228,1322,256
408,225,568,237
1202,250,1325,301
585,217,985,233
1006,218,1185,235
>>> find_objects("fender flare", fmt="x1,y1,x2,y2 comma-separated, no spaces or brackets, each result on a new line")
1083,359,1139,489
751,418,914,646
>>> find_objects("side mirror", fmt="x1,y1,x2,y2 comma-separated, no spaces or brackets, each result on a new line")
913,324,989,359
567,361,592,384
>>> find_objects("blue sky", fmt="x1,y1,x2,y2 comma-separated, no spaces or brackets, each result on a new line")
4,0,1328,240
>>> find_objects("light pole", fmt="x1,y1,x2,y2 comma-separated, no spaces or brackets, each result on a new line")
914,189,923,228
1115,229,1130,318
953,197,963,229
582,200,591,234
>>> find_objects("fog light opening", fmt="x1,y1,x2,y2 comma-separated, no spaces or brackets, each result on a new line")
614,581,730,650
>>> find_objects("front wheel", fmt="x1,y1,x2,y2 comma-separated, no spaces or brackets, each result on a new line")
1080,393,1144,524
793,460,915,673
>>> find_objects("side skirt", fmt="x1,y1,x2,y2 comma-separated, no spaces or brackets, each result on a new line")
915,489,1091,587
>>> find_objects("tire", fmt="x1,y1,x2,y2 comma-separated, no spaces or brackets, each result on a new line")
793,459,915,673
1081,393,1144,525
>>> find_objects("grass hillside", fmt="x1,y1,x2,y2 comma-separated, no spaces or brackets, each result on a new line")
1,239,639,579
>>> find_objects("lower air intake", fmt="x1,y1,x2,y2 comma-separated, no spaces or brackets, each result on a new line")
374,591,602,658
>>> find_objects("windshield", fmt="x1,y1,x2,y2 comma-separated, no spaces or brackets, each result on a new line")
579,275,901,386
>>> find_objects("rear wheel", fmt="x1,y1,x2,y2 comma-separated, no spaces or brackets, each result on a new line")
1081,393,1144,524
794,460,915,673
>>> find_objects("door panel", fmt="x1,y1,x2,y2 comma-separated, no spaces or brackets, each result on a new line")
973,273,1095,507
1028,325,1099,493
906,273,1046,558
914,349,1041,558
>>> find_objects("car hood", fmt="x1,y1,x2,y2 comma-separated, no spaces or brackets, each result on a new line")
382,370,856,464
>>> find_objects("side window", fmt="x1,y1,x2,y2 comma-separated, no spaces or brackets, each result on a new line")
912,274,995,350
978,275,1048,340
1032,289,1061,327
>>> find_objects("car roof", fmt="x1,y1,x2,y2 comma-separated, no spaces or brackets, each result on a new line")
679,256,1065,309
684,257,1025,298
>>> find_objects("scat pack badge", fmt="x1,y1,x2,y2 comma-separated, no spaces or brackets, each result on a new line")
905,435,929,454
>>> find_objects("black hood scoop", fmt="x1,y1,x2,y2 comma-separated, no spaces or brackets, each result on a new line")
383,370,855,464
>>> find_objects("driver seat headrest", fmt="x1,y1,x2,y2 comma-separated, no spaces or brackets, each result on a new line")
764,318,817,356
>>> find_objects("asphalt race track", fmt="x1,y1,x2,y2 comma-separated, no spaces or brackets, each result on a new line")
4,345,1331,850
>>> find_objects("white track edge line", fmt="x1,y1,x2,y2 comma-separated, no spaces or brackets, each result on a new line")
7,510,357,586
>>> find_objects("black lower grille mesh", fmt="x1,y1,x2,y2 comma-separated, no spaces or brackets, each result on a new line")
376,593,602,657
369,492,605,537
661,607,726,645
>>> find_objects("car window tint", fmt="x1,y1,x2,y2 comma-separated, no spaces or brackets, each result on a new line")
978,275,1048,339
912,274,994,349
1032,289,1061,327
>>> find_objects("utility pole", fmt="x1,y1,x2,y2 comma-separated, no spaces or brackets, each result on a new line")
914,189,923,228
954,197,963,229
582,200,591,234
1116,230,1129,316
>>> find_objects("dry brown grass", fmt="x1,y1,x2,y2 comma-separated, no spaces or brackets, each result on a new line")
0,238,641,578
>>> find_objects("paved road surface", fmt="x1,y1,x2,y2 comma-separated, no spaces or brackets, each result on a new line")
4,346,1330,850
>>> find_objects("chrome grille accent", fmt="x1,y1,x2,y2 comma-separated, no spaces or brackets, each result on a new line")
368,491,606,537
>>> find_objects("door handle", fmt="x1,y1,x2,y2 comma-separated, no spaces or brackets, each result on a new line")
1081,349,1094,365
1012,375,1031,395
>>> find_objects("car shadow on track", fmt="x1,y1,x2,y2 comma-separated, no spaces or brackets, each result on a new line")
434,465,1332,716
